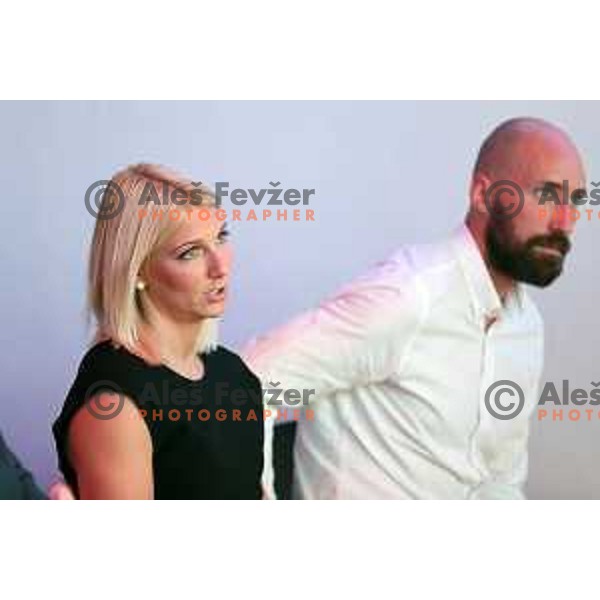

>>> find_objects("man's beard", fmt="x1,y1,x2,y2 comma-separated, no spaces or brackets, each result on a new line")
486,220,571,288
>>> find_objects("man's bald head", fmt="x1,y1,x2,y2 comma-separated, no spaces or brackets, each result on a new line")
473,117,584,181
467,117,586,290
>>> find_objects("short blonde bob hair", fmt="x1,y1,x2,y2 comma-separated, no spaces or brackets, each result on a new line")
88,163,219,355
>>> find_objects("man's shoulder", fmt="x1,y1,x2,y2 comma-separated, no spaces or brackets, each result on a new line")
319,235,464,337
351,235,462,298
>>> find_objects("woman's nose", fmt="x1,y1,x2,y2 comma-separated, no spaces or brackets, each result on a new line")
207,248,228,279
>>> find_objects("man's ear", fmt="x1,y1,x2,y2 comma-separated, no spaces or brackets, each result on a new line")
470,171,492,217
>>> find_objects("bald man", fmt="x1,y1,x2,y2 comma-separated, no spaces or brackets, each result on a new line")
244,117,586,500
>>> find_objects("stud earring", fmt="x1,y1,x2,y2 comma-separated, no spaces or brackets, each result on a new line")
135,280,147,291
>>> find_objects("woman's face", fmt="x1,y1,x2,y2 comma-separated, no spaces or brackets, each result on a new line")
141,209,232,323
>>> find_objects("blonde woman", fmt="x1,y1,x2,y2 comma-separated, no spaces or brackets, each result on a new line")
53,164,264,499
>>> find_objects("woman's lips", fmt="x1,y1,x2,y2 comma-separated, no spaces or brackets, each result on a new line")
204,285,226,302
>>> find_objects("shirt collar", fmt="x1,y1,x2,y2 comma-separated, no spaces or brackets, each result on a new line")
452,224,524,325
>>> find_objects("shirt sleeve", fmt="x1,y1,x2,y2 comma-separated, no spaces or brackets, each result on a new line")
0,431,47,500
261,413,275,499
242,255,427,405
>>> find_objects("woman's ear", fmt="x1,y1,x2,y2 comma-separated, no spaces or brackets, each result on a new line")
136,260,151,291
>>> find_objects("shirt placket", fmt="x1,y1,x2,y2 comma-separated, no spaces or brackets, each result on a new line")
466,314,499,498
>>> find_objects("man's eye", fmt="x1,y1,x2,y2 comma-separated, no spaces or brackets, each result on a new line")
537,186,557,200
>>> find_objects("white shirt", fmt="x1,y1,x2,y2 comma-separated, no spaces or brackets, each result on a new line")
244,225,544,499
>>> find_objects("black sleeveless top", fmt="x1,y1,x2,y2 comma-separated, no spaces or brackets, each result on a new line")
53,341,264,499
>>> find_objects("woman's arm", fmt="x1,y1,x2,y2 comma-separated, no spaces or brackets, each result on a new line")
68,393,153,499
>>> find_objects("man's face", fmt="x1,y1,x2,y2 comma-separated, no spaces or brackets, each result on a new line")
485,133,586,287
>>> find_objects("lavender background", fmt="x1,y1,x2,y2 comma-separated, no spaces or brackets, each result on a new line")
0,101,598,498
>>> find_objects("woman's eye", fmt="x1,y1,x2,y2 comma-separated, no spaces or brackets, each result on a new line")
178,247,203,260
217,228,231,244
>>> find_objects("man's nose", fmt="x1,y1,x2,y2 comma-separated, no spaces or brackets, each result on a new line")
549,204,576,236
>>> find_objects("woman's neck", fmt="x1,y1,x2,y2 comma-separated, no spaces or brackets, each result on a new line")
136,315,206,378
